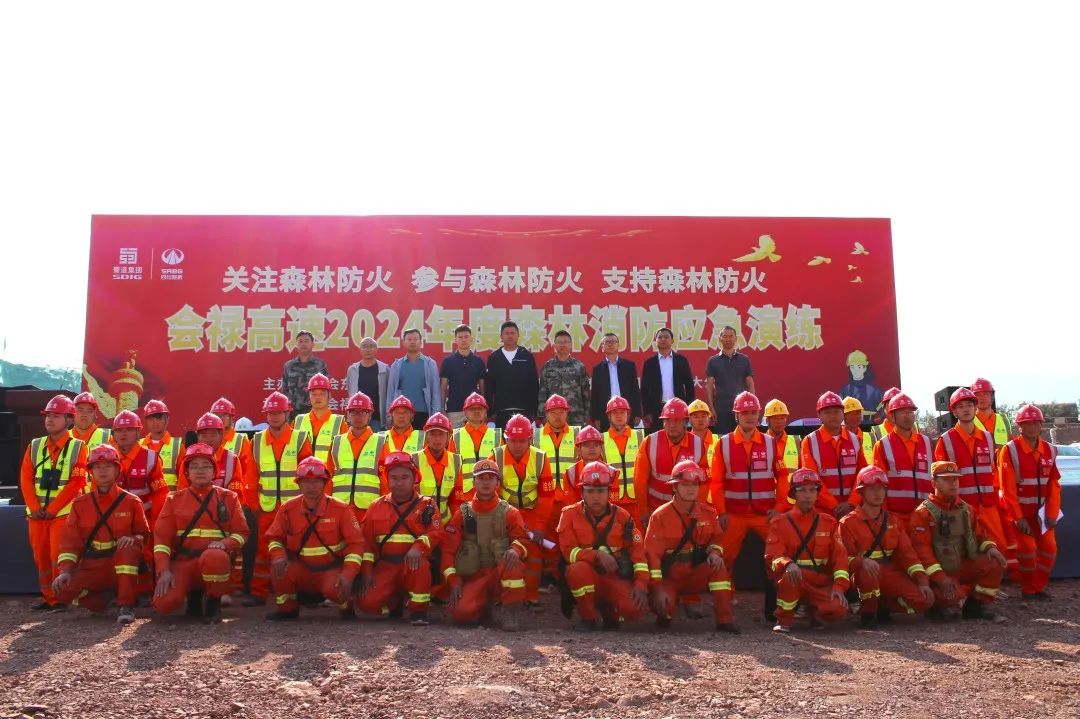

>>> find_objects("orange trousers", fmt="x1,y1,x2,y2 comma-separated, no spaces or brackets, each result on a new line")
1014,522,1056,595
655,561,734,624
931,555,1003,608
152,549,235,614
447,561,527,624
251,508,279,598
720,513,770,569
55,546,143,611
272,561,351,614
565,562,647,622
852,561,932,615
356,558,432,616
774,570,847,627
27,517,66,603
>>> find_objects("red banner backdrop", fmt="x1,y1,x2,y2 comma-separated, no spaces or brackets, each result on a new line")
83,215,898,429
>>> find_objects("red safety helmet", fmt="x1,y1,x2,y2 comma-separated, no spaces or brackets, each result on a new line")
182,443,217,471
503,414,533,440
855,466,889,491
423,412,452,433
261,391,292,413
210,397,237,416
789,468,822,492
87,444,122,469
579,461,614,488
471,458,501,479
196,412,224,431
40,395,77,416
575,425,603,446
733,391,762,413
544,394,570,412
668,459,707,485
111,410,142,430
463,392,488,411
605,395,631,414
382,450,417,478
295,456,331,483
143,399,170,417
815,391,844,413
970,377,995,394
949,387,977,411
389,395,415,413
659,398,689,420
73,391,98,409
881,387,902,405
886,392,917,414
346,392,374,413
1014,404,1044,425
306,373,332,392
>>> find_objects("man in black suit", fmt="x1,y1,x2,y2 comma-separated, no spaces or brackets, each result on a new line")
484,320,539,428
590,332,641,430
640,327,696,434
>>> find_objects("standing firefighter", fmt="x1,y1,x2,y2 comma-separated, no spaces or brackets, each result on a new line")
763,399,800,471
140,399,182,491
442,459,531,631
70,391,111,450
52,444,149,624
838,466,934,627
326,391,387,523
293,373,345,463
909,461,1006,620
449,392,500,491
998,405,1061,599
356,452,444,625
872,392,934,530
264,457,365,620
765,468,851,633
20,395,89,610
801,391,867,518
602,396,644,523
633,398,707,526
644,460,739,634
152,444,249,622
558,461,650,631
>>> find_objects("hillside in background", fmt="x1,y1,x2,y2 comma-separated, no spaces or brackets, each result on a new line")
0,359,80,392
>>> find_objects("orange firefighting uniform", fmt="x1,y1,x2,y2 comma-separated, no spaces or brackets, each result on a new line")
265,494,365,614
934,426,1012,576
325,426,387,523
765,506,851,627
998,438,1061,595
356,491,443,616
605,426,643,524
152,485,249,614
909,493,1003,609
112,441,168,595
488,446,554,602
644,499,734,624
871,430,934,530
241,426,313,598
561,459,620,506
140,432,183,490
54,486,149,611
558,501,649,623
441,496,530,623
633,431,709,521
801,427,867,513
20,433,89,603
838,506,932,615
710,429,790,566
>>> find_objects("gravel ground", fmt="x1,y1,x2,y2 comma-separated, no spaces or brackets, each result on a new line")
1,581,1078,719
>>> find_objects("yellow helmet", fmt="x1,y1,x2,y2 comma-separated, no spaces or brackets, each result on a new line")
763,399,789,418
842,396,864,414
687,399,713,417
846,349,869,367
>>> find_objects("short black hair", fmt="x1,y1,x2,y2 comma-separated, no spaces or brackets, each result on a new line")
602,332,619,341
297,331,315,341
454,324,472,335
402,328,422,340
654,327,673,340
501,321,519,333
554,330,572,341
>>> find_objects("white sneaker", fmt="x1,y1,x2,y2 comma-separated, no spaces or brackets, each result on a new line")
772,623,791,633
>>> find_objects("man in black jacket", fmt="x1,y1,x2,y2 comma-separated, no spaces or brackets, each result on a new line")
590,332,641,430
485,321,539,428
639,327,695,434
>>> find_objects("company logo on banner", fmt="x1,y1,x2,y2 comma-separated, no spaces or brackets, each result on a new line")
84,216,898,428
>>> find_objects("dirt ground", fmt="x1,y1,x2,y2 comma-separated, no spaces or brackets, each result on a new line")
1,581,1078,719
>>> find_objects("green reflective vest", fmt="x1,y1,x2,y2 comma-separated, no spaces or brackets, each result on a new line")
252,429,309,512
294,412,344,462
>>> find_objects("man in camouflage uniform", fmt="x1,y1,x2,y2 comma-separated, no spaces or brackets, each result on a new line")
281,331,330,418
538,330,591,427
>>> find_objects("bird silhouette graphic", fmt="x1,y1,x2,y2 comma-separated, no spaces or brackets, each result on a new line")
852,242,869,256
847,264,857,271
734,234,781,263
850,275,864,284
807,256,831,266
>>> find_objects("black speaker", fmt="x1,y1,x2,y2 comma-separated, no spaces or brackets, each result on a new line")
934,386,962,413
936,413,957,433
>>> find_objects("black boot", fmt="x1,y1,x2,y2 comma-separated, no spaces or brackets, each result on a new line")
656,616,671,630
574,618,598,632
962,596,995,621
715,623,741,634
601,616,621,631
203,596,222,624
266,609,300,621
876,607,893,624
860,613,878,628
185,590,205,617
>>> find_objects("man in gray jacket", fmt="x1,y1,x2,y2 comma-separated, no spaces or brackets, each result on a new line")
346,336,390,432
386,328,442,430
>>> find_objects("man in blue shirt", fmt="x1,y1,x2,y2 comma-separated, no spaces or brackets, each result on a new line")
387,328,442,430
440,324,486,429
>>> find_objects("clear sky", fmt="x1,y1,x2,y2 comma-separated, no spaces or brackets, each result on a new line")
1,2,1077,409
